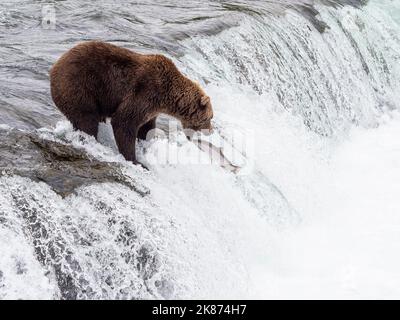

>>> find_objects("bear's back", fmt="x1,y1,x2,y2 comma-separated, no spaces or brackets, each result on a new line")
50,41,146,115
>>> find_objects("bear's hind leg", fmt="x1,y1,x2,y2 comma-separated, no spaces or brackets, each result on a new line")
70,111,100,138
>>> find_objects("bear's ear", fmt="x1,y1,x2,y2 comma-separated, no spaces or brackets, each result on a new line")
200,95,210,108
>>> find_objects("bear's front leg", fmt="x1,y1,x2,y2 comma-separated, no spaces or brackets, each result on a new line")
138,117,156,140
111,106,145,166
112,116,137,163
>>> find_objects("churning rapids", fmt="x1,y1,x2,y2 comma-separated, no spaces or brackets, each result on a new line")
0,0,400,299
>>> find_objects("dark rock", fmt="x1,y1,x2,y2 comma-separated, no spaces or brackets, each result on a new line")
0,127,149,197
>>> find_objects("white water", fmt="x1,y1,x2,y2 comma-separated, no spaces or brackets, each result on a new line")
251,113,400,299
1,0,400,299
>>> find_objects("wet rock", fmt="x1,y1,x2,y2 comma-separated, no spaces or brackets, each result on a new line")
0,127,149,197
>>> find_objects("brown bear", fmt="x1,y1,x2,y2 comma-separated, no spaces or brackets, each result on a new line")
50,41,213,165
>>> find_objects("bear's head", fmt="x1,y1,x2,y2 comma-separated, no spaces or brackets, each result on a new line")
178,81,214,133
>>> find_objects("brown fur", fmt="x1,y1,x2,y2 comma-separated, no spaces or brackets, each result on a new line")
50,41,213,165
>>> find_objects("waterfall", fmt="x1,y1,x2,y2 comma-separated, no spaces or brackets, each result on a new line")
0,0,399,299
